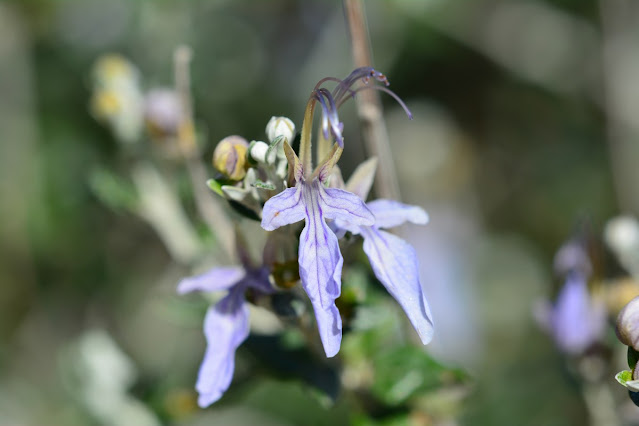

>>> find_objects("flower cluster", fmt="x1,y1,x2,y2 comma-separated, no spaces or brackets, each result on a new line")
180,68,434,406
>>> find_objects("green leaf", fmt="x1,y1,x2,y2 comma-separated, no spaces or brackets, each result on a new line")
89,167,138,211
371,345,467,406
629,347,639,369
206,179,225,197
616,370,633,387
252,180,276,190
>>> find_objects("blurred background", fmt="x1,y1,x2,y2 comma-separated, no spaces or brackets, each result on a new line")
2,0,639,424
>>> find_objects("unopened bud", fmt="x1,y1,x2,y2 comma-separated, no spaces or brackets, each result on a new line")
144,89,182,139
92,53,139,87
213,136,249,180
617,296,639,350
266,116,295,146
248,141,270,164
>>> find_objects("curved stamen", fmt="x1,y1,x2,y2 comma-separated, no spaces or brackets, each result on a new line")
332,67,388,105
339,85,413,120
314,77,343,90
305,67,410,155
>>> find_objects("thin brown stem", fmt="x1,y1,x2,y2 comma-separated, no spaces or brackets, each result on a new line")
344,0,401,201
599,0,639,215
173,46,235,259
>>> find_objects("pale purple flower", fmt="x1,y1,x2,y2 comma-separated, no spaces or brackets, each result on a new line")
260,68,412,357
535,241,606,355
535,272,605,355
261,150,374,357
178,264,272,407
334,159,434,344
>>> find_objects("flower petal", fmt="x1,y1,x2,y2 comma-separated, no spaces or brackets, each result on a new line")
243,267,275,294
551,273,600,354
177,266,245,295
320,186,374,227
195,290,249,407
345,157,378,201
362,228,434,344
367,199,428,229
261,186,305,231
298,184,344,357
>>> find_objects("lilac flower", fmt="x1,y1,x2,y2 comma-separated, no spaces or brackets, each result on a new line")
261,143,374,357
178,262,272,407
334,159,435,344
535,241,606,355
260,68,413,357
536,272,605,355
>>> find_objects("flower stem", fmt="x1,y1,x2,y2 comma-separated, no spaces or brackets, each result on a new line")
173,46,234,259
344,0,401,201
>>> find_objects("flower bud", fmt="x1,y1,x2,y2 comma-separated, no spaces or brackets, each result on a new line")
266,116,295,145
616,296,639,350
213,136,249,180
92,53,139,88
248,141,270,164
144,89,182,139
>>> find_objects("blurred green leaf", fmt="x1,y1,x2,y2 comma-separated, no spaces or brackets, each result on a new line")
89,167,138,212
371,345,466,406
628,347,639,369
244,334,340,404
351,412,415,426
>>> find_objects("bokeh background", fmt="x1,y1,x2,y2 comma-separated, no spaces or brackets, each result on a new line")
2,0,639,424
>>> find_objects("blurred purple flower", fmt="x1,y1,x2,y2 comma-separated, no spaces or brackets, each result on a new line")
535,241,605,355
178,264,272,407
335,159,434,344
535,272,605,355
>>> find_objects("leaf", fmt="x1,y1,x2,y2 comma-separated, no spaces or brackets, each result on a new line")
206,179,225,197
629,347,639,369
243,334,340,404
371,345,467,406
89,167,138,211
252,180,276,190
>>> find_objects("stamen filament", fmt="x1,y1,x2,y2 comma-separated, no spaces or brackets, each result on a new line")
299,98,316,179
339,85,413,120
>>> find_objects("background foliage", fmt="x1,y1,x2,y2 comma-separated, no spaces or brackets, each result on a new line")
1,0,636,424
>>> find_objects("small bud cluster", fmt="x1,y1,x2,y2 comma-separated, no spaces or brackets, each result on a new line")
89,54,144,144
89,53,188,156
208,116,295,219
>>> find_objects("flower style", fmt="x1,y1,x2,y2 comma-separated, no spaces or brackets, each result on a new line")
177,254,273,407
334,159,434,344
